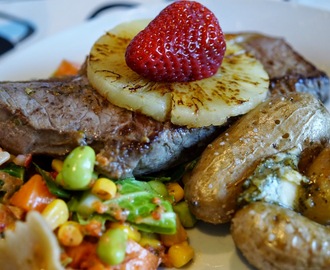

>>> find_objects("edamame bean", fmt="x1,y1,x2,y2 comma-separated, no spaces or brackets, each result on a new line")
173,201,197,228
56,146,95,190
148,180,168,197
97,228,128,266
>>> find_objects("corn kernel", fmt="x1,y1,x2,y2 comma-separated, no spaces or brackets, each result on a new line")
139,232,162,249
167,241,194,268
166,182,184,203
91,178,117,200
42,199,69,230
58,221,84,246
109,222,141,242
51,159,63,173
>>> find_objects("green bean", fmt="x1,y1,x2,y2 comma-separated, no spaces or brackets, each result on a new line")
56,146,95,190
97,228,128,266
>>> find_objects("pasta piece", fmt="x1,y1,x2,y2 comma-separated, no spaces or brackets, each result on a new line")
0,211,64,270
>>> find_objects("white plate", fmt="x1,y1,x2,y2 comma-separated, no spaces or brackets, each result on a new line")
0,0,329,269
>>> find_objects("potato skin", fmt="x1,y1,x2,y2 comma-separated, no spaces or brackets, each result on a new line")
231,202,330,270
184,93,330,224
302,146,330,225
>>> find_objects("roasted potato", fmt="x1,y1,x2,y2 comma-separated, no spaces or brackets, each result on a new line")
301,146,330,225
231,202,330,270
184,93,330,224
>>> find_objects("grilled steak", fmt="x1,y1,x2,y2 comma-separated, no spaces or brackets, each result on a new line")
0,75,220,179
0,33,328,179
229,33,329,102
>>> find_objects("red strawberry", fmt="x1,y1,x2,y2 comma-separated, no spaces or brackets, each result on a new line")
125,0,226,82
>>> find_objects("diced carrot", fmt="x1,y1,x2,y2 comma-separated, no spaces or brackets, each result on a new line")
160,216,188,247
9,174,56,212
53,59,79,77
65,241,103,269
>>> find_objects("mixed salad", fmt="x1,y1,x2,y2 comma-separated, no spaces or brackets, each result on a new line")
0,61,196,269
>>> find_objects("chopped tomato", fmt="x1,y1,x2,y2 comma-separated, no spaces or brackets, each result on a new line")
53,59,79,77
9,174,56,212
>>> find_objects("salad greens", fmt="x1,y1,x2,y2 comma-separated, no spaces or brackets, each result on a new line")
0,163,25,180
34,163,178,235
69,178,177,234
35,164,71,199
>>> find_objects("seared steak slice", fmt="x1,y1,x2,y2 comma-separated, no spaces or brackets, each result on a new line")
228,33,329,102
0,75,219,179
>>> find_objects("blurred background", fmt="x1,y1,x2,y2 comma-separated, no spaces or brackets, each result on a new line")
0,0,329,58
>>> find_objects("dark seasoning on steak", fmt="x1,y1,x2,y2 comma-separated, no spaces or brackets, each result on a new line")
0,33,329,179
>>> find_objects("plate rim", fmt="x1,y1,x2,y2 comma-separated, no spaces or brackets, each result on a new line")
0,1,329,268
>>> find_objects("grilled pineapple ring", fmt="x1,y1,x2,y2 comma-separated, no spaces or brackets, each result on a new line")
87,19,269,128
